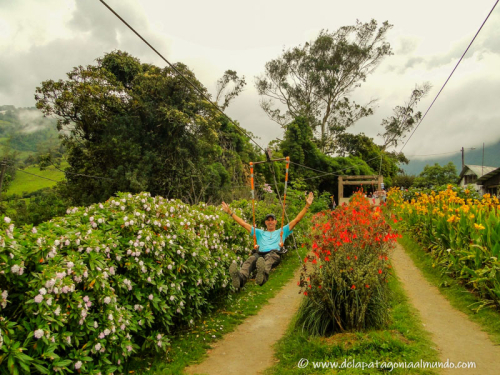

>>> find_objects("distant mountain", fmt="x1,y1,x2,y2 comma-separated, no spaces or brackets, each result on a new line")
400,139,500,176
0,105,60,157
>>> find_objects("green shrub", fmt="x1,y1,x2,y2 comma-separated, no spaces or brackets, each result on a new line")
0,192,250,374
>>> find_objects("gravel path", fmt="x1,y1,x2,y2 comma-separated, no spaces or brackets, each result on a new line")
392,242,500,374
184,266,304,375
185,242,500,375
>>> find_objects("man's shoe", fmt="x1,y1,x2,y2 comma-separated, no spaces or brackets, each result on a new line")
255,257,266,286
229,262,241,290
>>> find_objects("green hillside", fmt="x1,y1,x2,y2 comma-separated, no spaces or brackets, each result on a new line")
401,139,500,175
6,162,68,196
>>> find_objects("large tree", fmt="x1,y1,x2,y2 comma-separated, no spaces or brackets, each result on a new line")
413,162,458,188
256,20,392,153
379,83,431,151
35,51,257,205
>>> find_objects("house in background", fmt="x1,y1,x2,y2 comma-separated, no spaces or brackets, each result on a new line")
477,167,500,197
458,165,499,195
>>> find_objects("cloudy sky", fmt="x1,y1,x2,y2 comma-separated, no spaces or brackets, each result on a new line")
1,0,499,159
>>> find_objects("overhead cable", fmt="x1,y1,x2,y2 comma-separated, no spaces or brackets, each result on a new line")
98,0,265,153
399,0,499,152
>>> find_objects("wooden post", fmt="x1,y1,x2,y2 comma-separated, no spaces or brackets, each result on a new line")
338,176,343,200
0,161,7,200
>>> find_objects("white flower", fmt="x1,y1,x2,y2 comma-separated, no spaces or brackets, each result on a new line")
46,298,52,306
10,265,20,274
94,343,101,351
67,262,74,268
170,295,175,301
108,313,113,320
4,217,11,224
148,294,153,300
74,361,82,370
34,329,44,339
167,264,172,270
32,227,37,234
104,329,110,336
39,288,47,295
103,297,111,304
54,240,60,246
34,295,43,303
94,321,98,328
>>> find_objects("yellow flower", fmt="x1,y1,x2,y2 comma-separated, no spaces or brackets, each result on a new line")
447,215,458,223
469,214,475,220
474,223,485,230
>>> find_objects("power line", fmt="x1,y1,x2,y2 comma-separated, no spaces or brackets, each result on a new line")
406,150,460,157
98,0,265,154
399,0,499,152
16,168,59,182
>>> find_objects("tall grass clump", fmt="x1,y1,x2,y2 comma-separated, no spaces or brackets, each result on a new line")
297,192,400,335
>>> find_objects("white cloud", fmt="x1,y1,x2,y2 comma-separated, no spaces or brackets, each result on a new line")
0,0,499,157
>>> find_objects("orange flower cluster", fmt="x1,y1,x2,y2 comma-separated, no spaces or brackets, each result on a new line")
299,192,399,293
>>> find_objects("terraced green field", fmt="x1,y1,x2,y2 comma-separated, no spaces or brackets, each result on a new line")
6,162,68,196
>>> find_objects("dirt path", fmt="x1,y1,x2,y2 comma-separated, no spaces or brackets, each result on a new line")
184,266,304,375
185,243,500,375
392,242,500,374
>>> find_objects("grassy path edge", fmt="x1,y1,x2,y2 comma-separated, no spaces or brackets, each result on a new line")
397,233,500,346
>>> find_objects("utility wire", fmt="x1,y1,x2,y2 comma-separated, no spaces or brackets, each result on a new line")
98,0,265,154
16,168,59,182
399,0,499,153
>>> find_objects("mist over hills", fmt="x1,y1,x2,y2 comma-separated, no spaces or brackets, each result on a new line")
401,139,500,176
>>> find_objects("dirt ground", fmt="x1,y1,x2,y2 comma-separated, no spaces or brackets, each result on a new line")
391,242,500,374
185,244,500,375
184,266,304,375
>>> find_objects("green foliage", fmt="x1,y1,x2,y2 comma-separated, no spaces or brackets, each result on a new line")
379,83,431,150
256,20,393,152
1,187,69,226
0,192,253,374
335,132,407,186
279,117,375,196
35,51,257,206
413,162,458,188
392,173,416,189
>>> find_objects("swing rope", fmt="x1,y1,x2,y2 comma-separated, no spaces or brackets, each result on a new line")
279,157,290,249
249,162,259,251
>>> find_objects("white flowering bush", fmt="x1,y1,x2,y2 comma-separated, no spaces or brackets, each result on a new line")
0,192,250,374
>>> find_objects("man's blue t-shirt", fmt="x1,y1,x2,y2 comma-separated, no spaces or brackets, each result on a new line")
250,224,292,253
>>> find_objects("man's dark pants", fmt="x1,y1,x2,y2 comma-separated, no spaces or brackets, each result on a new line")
239,251,281,286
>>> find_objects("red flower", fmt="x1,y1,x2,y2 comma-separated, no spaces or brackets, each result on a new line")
304,291,308,296
325,257,330,262
378,269,382,274
365,284,370,288
318,285,322,289
351,285,356,290
312,259,317,265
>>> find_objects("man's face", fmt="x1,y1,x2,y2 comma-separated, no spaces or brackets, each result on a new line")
265,217,277,231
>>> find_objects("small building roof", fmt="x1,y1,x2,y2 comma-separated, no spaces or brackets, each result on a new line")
458,165,498,180
477,166,500,184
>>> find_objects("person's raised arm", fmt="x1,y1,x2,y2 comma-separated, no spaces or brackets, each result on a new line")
289,192,314,230
221,201,252,232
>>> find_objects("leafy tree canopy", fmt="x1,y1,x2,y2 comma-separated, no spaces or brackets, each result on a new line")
35,51,258,205
413,162,458,188
256,20,393,153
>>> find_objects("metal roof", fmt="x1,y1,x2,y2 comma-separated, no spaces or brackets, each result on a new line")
458,165,498,180
477,166,500,183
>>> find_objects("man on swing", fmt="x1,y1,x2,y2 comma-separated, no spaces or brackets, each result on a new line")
221,192,314,290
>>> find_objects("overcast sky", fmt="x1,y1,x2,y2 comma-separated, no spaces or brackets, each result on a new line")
1,0,499,159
